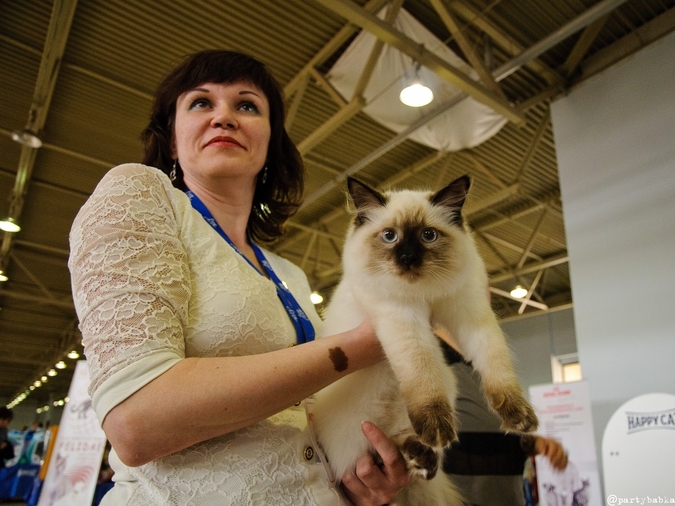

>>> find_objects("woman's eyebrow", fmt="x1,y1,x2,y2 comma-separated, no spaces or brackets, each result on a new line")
238,90,262,98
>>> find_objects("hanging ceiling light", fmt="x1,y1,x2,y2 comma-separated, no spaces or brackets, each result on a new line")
510,285,528,299
400,63,434,107
55,361,67,369
67,350,80,359
0,218,21,233
11,128,43,148
0,271,7,282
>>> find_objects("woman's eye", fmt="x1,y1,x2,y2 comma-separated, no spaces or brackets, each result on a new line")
421,228,437,243
381,229,398,243
188,98,211,110
239,101,260,113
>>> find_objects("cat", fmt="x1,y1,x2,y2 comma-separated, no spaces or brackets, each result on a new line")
311,175,539,505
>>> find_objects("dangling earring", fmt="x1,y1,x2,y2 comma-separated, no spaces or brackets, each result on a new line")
169,160,177,182
261,166,268,185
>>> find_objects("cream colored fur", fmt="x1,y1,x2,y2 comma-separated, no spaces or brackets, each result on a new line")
312,177,537,505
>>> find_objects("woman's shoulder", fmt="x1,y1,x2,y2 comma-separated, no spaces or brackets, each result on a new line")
101,163,170,187
74,163,183,227
86,163,177,204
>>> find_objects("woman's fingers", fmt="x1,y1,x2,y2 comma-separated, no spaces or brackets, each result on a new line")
340,422,409,506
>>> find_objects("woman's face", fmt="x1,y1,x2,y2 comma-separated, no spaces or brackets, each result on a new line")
172,81,271,189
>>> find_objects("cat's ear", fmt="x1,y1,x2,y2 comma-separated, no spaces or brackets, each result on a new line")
347,177,387,225
431,175,471,226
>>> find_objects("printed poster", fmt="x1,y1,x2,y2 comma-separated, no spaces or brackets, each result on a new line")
529,380,602,506
37,361,107,506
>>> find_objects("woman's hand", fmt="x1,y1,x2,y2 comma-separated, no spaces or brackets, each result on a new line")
341,421,409,506
535,436,568,470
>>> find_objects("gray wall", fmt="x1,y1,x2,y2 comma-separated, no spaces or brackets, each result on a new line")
551,31,675,467
501,307,577,389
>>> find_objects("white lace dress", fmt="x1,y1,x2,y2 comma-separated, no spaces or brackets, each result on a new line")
69,164,345,505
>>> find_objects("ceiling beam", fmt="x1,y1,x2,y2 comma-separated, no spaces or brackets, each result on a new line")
297,96,366,154
312,0,526,125
284,0,391,97
1,0,79,262
352,0,405,99
560,14,610,77
446,1,561,85
300,93,466,208
489,252,568,284
489,287,548,310
579,5,675,81
493,0,632,80
0,289,75,310
429,0,506,99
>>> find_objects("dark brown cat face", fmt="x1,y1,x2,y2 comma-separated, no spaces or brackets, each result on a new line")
347,176,471,280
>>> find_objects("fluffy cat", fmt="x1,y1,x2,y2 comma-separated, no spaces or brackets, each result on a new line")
311,176,539,505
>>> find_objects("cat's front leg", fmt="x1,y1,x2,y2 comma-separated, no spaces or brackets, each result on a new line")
372,307,458,448
447,306,538,433
483,376,538,433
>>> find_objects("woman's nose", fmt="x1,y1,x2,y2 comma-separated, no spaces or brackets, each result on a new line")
211,106,238,129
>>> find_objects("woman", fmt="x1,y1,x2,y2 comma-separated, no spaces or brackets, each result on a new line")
69,50,408,505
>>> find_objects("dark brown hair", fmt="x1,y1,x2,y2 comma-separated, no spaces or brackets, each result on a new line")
140,50,304,243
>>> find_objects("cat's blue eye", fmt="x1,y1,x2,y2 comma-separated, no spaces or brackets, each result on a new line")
381,229,398,243
421,228,437,243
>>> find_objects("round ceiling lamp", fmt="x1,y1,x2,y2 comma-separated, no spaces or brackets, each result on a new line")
0,218,21,233
400,82,434,107
400,62,434,107
510,285,528,298
11,128,43,148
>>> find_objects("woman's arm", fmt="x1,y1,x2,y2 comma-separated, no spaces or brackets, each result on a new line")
103,319,383,466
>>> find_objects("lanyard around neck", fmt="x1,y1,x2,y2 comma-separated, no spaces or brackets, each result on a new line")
185,189,315,345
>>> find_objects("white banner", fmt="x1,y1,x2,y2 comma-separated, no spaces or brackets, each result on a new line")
603,392,675,502
38,361,107,506
529,381,603,506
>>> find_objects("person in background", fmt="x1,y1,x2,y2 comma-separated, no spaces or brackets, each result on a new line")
440,340,568,506
0,406,14,468
68,49,408,506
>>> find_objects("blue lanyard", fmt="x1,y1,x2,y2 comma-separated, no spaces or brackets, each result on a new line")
185,189,315,344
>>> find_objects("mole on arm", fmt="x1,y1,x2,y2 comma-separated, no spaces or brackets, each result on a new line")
328,347,348,372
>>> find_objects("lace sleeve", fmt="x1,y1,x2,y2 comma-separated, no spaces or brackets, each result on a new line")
69,164,191,401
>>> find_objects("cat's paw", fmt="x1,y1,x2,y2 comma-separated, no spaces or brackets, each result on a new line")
485,387,539,433
400,436,439,480
408,399,458,448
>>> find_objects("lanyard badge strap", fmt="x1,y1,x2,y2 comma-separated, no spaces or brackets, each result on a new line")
185,189,315,344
